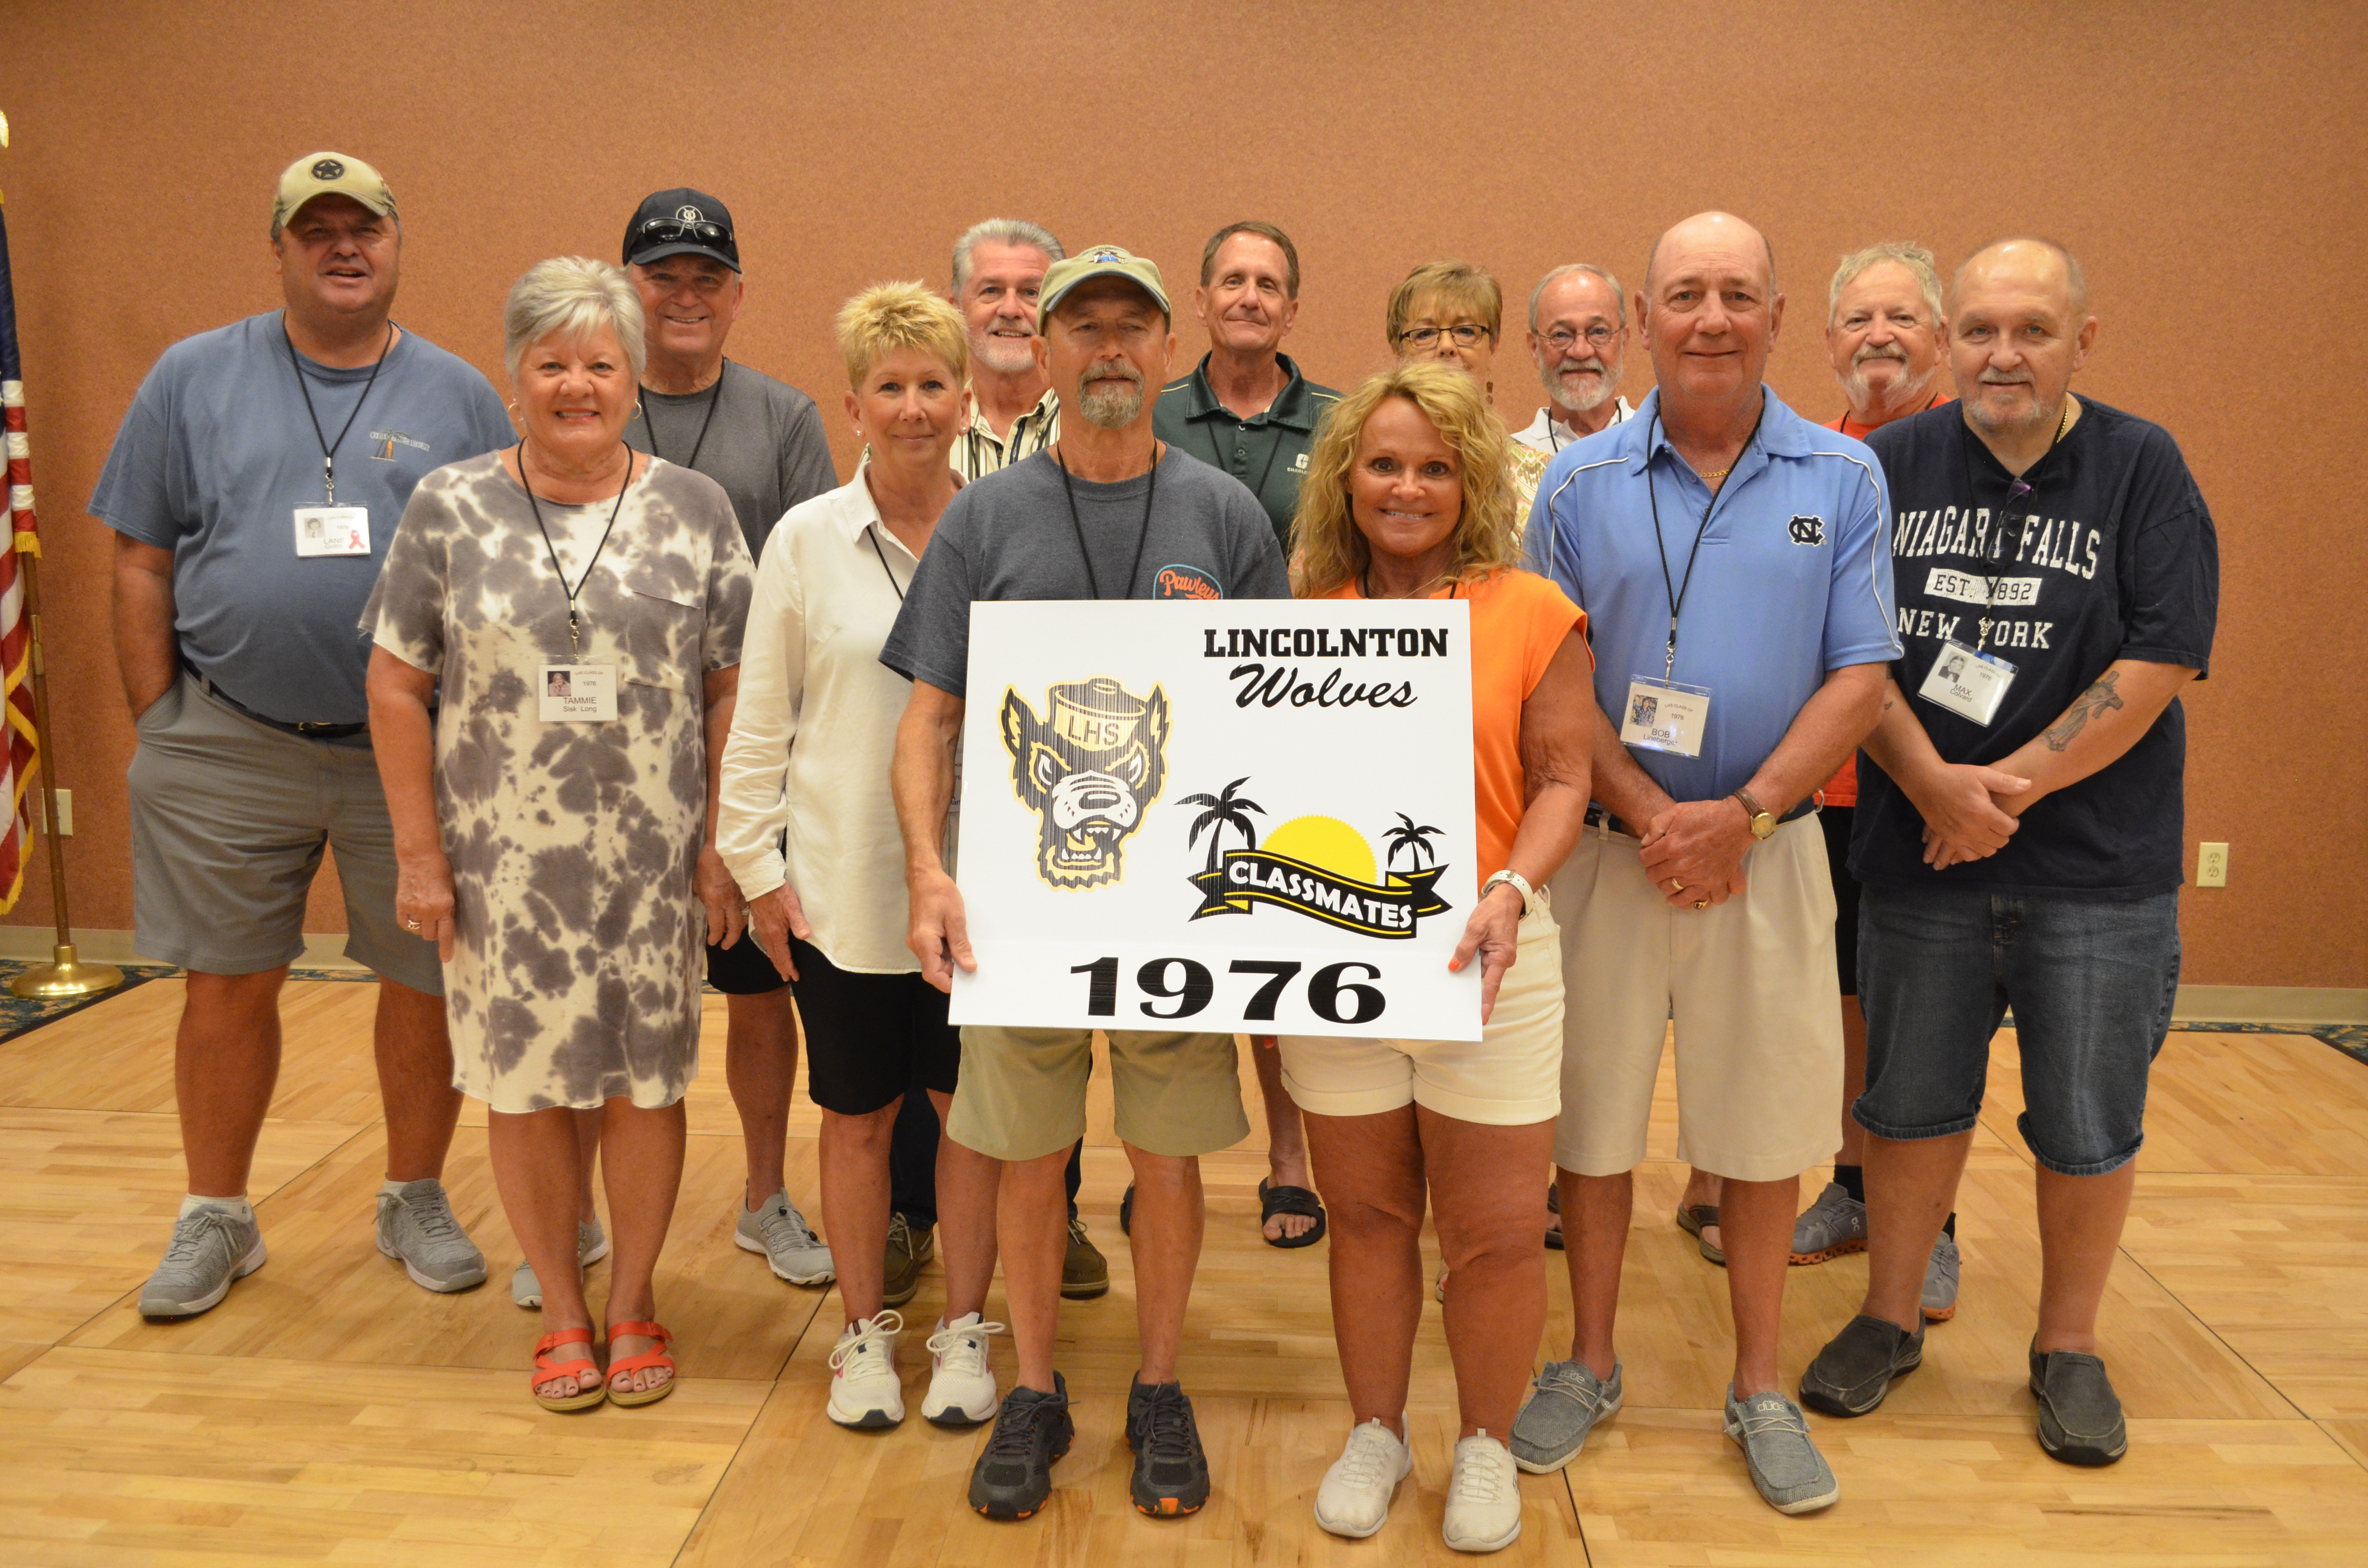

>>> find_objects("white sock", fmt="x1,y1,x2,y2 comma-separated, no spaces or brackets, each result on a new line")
181,1193,253,1223
381,1177,432,1198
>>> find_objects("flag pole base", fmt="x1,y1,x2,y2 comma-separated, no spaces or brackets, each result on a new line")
11,943,124,999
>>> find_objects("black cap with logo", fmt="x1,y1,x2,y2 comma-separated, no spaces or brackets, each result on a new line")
623,188,740,272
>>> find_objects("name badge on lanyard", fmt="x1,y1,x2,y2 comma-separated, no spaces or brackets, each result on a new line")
1620,675,1712,757
293,505,370,556
540,662,617,723
1916,638,2016,725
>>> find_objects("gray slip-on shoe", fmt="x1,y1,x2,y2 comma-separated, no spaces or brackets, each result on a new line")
737,1189,835,1285
1509,1359,1624,1472
1723,1388,1840,1514
2029,1345,2127,1466
140,1206,267,1320
1923,1232,1962,1322
375,1178,487,1293
1800,1313,1923,1417
1790,1181,1869,1264
511,1217,610,1309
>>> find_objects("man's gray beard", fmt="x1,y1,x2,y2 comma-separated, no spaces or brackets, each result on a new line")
1963,379,2056,438
972,331,1036,376
1541,357,1616,414
1843,355,1932,412
1077,377,1145,429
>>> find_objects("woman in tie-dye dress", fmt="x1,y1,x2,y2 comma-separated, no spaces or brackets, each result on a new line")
364,257,753,1412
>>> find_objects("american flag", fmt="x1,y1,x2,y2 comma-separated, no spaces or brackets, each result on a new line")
0,193,42,914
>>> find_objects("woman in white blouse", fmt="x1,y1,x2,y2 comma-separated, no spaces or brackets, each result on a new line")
716,284,1002,1431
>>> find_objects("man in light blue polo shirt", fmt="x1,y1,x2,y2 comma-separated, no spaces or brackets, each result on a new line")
1510,211,1898,1515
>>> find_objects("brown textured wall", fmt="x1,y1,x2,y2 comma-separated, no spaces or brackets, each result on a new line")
0,1,2359,985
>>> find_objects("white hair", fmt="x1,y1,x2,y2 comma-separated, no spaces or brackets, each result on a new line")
951,218,1063,296
1528,262,1627,332
1830,241,1944,328
503,256,645,383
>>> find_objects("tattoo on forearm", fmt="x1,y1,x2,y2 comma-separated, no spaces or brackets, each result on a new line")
2041,671,2125,752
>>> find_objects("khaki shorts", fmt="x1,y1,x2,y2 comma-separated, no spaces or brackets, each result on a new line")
946,1026,1247,1163
1278,905,1563,1125
1550,814,1841,1182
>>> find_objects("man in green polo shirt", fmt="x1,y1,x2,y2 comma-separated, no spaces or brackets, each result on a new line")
1154,220,1339,553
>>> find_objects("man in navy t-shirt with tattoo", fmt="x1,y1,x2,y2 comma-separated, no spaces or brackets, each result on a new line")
1800,239,2218,1469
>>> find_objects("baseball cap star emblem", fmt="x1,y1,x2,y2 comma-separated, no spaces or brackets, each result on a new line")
310,158,345,180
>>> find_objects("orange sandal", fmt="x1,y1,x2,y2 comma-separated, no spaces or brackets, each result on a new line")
532,1327,606,1411
605,1320,676,1408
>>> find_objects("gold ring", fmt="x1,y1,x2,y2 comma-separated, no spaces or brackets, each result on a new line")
406,919,421,930
1671,881,1686,893
1692,899,1709,910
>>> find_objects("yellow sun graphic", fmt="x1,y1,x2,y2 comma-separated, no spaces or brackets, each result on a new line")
1259,815,1377,885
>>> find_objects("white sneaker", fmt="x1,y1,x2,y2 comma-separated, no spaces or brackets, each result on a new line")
921,1311,1004,1428
1313,1417,1412,1539
826,1311,904,1429
1443,1431,1522,1553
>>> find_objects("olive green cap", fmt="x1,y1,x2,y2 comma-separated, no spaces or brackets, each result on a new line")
272,151,396,232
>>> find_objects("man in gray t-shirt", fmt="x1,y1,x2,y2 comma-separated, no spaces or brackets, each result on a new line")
884,245,1285,1523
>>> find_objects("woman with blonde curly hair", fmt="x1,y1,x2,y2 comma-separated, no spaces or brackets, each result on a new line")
1280,361,1603,1551
1384,261,1553,522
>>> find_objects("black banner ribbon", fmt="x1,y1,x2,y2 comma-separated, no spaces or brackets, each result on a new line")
1187,850,1451,939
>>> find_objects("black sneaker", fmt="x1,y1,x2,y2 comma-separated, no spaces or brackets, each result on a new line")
2029,1345,2127,1466
1125,1378,1211,1516
1800,1312,1924,1417
969,1372,1074,1519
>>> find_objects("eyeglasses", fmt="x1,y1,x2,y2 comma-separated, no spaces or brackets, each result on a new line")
636,216,733,247
1399,323,1491,350
1542,324,1621,353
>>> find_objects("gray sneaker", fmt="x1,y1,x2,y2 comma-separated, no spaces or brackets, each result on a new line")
1723,1388,1839,1514
1923,1232,1962,1322
1789,1181,1868,1264
1509,1359,1623,1472
2029,1345,2127,1466
1800,1313,1922,1417
375,1178,487,1293
738,1189,834,1285
883,1212,935,1308
510,1217,611,1309
139,1206,267,1320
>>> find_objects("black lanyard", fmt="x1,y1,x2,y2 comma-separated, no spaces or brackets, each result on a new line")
636,360,727,473
1053,442,1158,600
518,444,633,656
1643,403,1764,681
865,524,907,602
1955,399,2072,605
281,316,393,506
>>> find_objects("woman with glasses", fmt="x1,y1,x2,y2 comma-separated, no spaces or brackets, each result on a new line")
1281,361,1598,1551
366,256,754,1412
1386,261,1552,525
715,282,1006,1433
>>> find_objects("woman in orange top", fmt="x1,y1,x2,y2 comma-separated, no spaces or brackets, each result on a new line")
1277,362,1598,1552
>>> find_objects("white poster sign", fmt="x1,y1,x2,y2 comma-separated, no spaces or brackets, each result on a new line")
951,599,1480,1040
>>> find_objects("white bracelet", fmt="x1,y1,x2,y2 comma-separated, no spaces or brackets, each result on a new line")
1480,868,1536,916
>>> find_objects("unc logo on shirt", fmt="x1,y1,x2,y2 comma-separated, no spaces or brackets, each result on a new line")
310,159,345,181
1153,564,1223,600
1787,514,1826,546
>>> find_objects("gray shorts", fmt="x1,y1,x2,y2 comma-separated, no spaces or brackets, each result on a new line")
125,672,443,994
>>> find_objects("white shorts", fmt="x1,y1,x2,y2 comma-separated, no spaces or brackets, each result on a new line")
1278,905,1563,1125
1551,815,1842,1182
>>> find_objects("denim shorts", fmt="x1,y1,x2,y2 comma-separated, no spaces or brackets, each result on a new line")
1852,883,2180,1176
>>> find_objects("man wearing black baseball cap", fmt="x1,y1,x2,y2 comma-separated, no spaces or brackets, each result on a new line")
508,188,841,1312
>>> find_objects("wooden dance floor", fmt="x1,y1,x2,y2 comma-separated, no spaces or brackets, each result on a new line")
2,976,2366,1564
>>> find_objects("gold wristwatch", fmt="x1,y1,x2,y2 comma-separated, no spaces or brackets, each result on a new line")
1731,787,1778,840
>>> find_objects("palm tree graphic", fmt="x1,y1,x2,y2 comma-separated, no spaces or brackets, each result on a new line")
1384,813,1443,874
1181,776,1266,874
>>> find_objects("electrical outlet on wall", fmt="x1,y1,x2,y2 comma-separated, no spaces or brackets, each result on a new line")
2196,841,2228,887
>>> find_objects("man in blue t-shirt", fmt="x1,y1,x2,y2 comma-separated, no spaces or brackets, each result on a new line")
1801,239,2217,1469
91,153,515,1321
1518,211,1899,1514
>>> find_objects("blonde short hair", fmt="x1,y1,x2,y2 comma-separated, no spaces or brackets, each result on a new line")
1385,261,1503,352
503,256,644,383
833,282,970,389
1291,362,1522,600
1829,241,1944,328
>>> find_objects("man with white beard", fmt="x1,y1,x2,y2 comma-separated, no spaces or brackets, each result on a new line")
1825,242,1952,440
950,218,1066,481
1514,263,1634,455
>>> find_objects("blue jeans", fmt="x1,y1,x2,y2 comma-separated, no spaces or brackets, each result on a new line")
1852,884,2180,1176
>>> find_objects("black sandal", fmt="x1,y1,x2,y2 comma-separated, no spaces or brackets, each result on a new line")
1257,1178,1327,1249
1120,1183,1135,1237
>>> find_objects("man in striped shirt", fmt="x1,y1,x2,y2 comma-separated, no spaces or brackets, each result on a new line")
950,218,1064,482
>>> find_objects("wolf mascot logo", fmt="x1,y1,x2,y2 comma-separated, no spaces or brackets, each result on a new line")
1000,676,1172,889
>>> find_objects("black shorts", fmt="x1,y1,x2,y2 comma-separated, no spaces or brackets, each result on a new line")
791,935,961,1115
1821,805,1861,998
707,931,792,995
